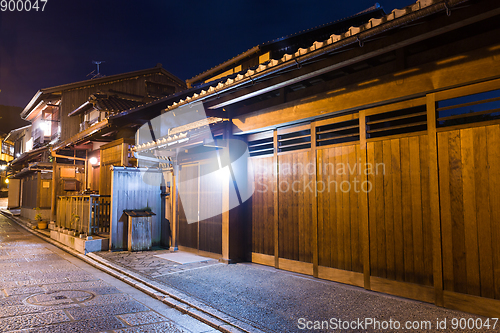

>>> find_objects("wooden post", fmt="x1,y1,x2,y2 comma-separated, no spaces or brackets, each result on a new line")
359,110,371,290
170,166,178,251
311,121,319,278
36,172,41,210
221,124,231,262
273,129,279,268
121,143,128,166
427,93,444,306
51,160,57,223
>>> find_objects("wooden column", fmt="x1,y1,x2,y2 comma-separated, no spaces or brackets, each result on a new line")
273,129,279,268
170,166,178,251
51,160,57,222
427,93,444,306
311,121,319,278
221,124,231,262
359,110,371,290
36,172,41,209
121,143,129,166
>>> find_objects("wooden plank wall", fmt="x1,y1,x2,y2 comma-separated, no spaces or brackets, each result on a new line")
367,135,433,286
21,174,37,209
317,144,363,274
277,151,313,263
39,173,52,209
438,126,500,300
177,164,199,250
249,156,275,256
245,79,500,316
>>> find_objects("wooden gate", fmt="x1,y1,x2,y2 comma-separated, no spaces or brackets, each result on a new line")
177,161,223,255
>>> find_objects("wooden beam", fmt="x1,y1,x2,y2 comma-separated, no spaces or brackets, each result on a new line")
427,93,444,306
53,154,87,162
311,121,318,278
170,165,178,251
221,125,231,261
359,110,371,290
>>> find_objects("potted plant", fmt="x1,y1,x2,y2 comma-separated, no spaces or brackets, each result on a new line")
34,207,47,230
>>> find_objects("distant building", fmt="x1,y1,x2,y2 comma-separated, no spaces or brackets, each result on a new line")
8,65,185,224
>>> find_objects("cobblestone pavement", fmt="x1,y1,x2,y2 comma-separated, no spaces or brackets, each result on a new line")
96,251,489,333
0,215,219,333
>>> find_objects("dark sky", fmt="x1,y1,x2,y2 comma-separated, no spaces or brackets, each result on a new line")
0,0,409,108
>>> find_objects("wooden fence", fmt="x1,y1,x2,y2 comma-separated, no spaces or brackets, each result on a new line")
248,77,500,317
56,195,110,235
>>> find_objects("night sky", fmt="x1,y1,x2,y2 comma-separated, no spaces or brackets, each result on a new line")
1,0,410,108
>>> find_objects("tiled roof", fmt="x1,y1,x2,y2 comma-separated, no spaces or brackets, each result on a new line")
68,93,144,117
188,4,385,85
90,93,143,112
21,65,186,120
165,0,457,113
133,117,226,152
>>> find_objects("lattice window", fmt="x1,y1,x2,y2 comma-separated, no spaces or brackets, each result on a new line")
316,118,359,146
248,136,274,157
366,105,427,139
437,89,500,128
278,125,311,153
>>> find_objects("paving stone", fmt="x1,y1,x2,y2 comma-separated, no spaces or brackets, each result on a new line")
83,293,132,306
0,303,79,318
118,311,167,326
25,316,126,333
43,280,109,292
17,278,70,286
3,285,46,296
0,310,70,331
65,300,150,320
0,295,28,306
85,286,123,295
113,321,187,333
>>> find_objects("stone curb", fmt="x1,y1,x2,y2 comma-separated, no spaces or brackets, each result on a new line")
0,211,265,333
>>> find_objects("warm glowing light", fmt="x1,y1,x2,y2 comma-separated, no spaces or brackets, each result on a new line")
5,179,9,184
26,138,33,152
89,157,98,165
0,165,6,170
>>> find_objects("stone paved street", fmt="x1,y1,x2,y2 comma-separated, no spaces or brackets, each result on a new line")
97,251,221,278
97,250,490,333
0,214,219,333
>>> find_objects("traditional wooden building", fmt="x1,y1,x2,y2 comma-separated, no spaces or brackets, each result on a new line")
0,132,14,197
135,0,500,317
9,65,186,243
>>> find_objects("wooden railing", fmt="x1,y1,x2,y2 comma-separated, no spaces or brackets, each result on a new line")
56,195,111,235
